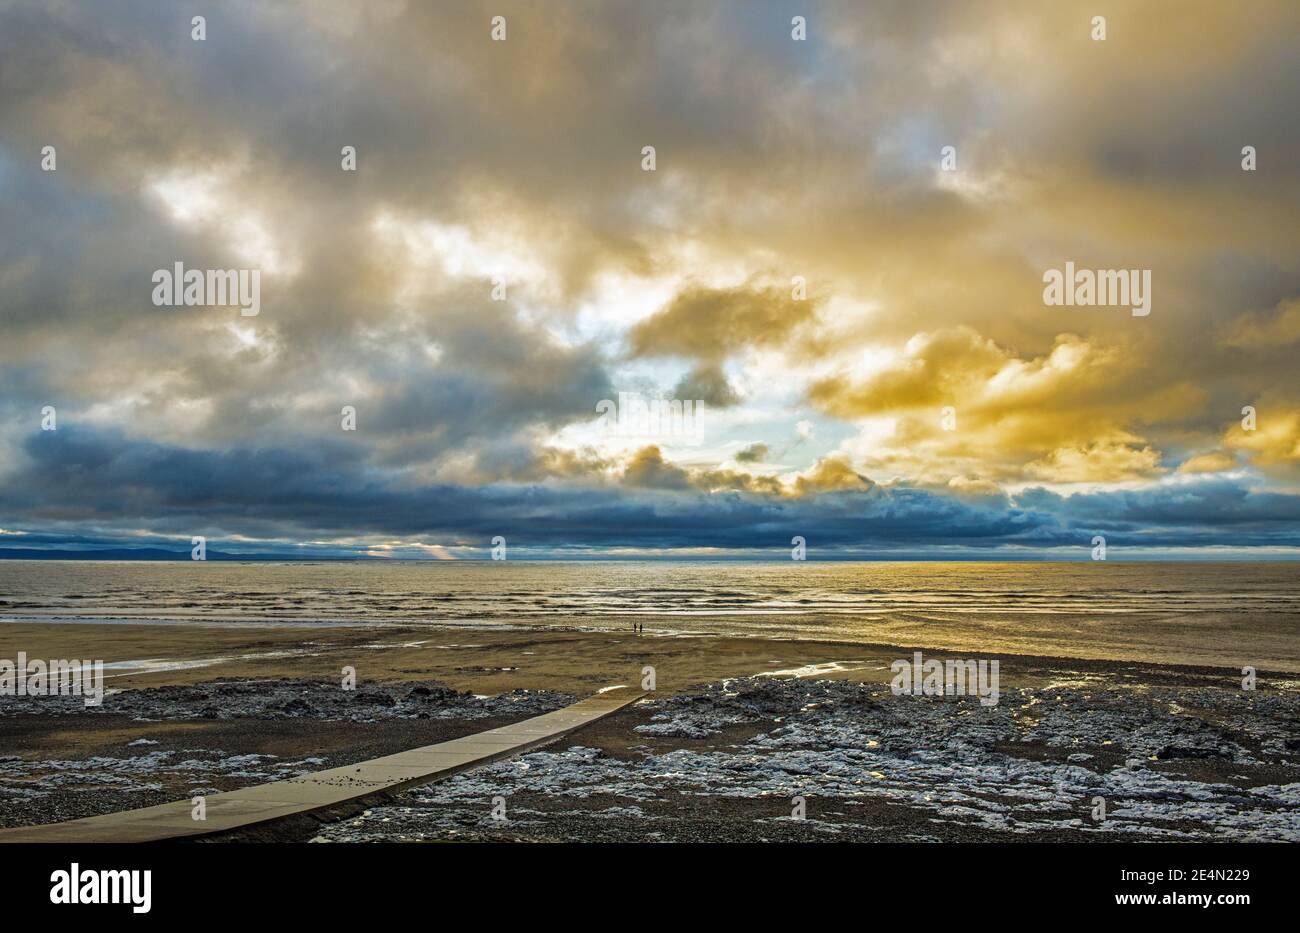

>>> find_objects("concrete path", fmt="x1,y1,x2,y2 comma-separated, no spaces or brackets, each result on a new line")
0,688,644,843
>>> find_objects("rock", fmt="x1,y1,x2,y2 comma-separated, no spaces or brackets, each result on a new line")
279,697,314,716
406,685,459,704
1155,744,1230,760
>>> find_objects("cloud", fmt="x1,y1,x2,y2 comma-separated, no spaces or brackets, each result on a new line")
735,443,769,463
1222,299,1300,349
811,329,1196,485
628,282,819,363
1224,407,1300,475
1,0,1297,556
3,428,1299,555
1024,442,1165,484
672,363,741,407
621,445,693,490
1177,450,1238,474
793,455,875,495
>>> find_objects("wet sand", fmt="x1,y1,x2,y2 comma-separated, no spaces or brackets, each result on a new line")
2,619,892,695
4,619,1284,694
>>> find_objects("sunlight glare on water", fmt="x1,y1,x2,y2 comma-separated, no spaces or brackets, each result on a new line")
1,560,1297,671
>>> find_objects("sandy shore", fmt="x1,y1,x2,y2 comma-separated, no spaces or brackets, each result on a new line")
3,620,1299,841
5,618,1284,694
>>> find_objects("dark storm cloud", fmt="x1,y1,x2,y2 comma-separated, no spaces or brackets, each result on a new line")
1018,482,1300,534
0,426,1038,549
3,428,1298,555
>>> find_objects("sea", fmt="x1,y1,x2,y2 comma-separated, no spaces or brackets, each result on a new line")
1,560,1298,671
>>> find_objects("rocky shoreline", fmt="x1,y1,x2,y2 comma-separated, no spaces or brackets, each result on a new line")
7,669,1295,842
0,679,573,829
315,676,1300,842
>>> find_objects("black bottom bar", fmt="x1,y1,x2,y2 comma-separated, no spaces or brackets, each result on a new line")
1,841,1279,918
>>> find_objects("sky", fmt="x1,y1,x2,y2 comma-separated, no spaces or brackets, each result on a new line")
1,0,1298,560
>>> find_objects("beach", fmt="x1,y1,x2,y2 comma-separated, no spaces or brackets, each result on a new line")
3,616,1298,842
